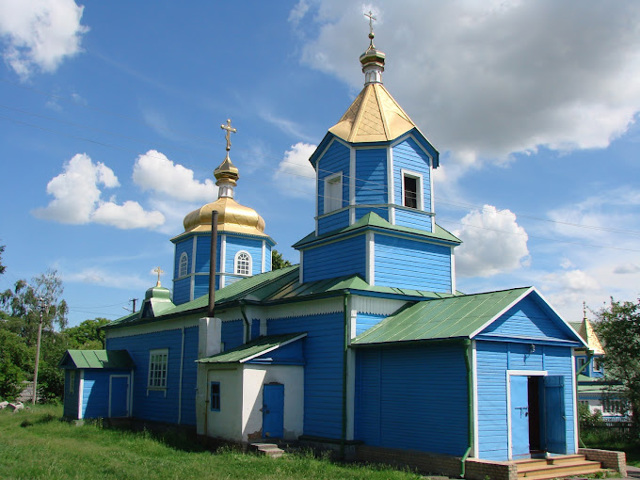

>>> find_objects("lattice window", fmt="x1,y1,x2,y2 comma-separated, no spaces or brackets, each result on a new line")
235,251,251,276
148,349,168,388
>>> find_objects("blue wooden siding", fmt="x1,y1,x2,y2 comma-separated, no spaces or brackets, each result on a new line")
221,320,244,351
480,296,570,342
195,235,215,274
316,141,350,218
106,326,198,425
302,235,367,283
223,236,264,276
374,234,451,292
82,370,111,418
355,206,389,223
394,208,432,232
475,341,576,460
249,339,305,365
355,344,468,455
318,209,350,235
194,274,209,301
63,370,79,418
173,277,191,305
251,319,261,340
356,313,387,336
355,148,387,205
174,238,193,279
393,137,432,213
267,312,344,439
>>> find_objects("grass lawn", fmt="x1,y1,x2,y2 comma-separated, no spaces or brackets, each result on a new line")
581,429,640,467
0,405,425,480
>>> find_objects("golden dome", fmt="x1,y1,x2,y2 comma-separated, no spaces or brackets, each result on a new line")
182,196,267,237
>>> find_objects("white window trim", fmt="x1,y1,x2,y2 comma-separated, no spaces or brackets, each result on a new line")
234,250,252,276
401,169,423,210
324,172,343,214
178,252,189,278
147,348,169,390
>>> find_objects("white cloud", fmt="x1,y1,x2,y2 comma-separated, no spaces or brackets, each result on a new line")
454,205,530,277
273,142,317,198
0,0,88,79
64,267,151,291
292,1,640,171
132,150,216,202
32,153,165,230
614,264,640,275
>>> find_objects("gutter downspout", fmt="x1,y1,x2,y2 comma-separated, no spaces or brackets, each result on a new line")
341,292,350,459
461,339,473,478
576,349,593,448
240,302,251,343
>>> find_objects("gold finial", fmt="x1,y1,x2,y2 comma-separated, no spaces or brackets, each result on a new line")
364,10,377,47
153,266,164,287
220,119,237,156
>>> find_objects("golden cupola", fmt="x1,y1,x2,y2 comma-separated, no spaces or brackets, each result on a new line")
180,119,268,238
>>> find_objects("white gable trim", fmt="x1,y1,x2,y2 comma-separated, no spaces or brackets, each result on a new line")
531,287,588,348
349,147,356,225
352,295,406,316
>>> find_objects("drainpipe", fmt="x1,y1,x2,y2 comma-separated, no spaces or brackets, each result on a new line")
341,292,351,459
461,339,474,478
240,301,251,343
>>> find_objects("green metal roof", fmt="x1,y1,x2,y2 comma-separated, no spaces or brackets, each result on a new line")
293,212,461,249
106,265,457,330
352,287,532,345
59,349,134,369
197,332,306,364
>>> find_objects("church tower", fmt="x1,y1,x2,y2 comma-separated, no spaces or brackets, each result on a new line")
294,23,461,293
171,120,275,305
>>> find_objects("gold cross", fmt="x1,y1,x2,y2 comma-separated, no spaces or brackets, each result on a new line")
153,266,164,287
220,118,237,152
364,10,376,36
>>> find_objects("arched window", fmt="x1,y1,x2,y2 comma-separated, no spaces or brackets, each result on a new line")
234,251,252,276
179,252,188,278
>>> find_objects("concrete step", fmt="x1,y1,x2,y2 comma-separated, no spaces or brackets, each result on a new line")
250,442,284,459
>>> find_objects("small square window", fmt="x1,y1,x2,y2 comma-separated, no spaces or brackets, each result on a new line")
402,172,422,209
210,382,221,411
69,370,75,394
148,349,168,389
324,173,343,213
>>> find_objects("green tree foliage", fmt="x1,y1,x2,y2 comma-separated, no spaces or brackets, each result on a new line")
65,318,110,350
0,244,5,276
0,329,32,399
595,297,640,430
271,249,292,270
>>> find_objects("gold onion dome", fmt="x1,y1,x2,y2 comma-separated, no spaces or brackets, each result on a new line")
181,118,268,238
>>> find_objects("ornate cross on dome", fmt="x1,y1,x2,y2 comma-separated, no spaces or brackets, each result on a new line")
364,10,377,47
153,266,164,287
220,118,237,153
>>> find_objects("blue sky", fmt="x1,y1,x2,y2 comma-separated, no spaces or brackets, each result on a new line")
0,0,639,327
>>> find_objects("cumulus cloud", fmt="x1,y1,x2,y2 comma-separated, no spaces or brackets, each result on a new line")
0,0,88,79
454,205,530,277
32,153,165,230
132,150,216,202
64,267,151,290
273,142,317,198
291,1,640,170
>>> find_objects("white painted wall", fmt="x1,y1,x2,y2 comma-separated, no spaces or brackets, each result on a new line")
206,367,243,441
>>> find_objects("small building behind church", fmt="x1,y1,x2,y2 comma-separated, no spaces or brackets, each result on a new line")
61,27,608,479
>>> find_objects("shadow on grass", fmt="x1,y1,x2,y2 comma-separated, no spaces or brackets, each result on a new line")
20,413,60,428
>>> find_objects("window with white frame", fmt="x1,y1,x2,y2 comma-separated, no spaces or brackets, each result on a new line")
324,173,343,213
234,251,252,276
179,252,188,278
402,171,422,209
148,349,168,389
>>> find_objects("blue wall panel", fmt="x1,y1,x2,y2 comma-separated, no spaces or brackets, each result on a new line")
355,148,387,205
355,206,389,223
374,234,451,292
316,141,350,218
106,327,198,426
267,312,344,439
394,208,432,232
194,274,209,301
63,370,79,418
393,137,432,214
355,344,468,455
82,370,111,418
318,209,350,236
222,319,244,351
174,238,193,279
224,236,264,276
251,319,261,340
303,235,366,283
195,235,214,274
173,277,191,305
356,313,387,336
482,296,569,342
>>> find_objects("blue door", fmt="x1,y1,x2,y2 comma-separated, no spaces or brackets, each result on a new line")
263,383,284,438
109,375,129,418
511,375,530,459
544,376,567,454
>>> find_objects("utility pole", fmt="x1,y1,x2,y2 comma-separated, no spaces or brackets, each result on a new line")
130,298,138,313
32,297,46,405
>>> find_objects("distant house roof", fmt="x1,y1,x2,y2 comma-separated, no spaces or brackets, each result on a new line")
197,333,306,364
570,318,605,355
59,350,134,370
352,287,586,347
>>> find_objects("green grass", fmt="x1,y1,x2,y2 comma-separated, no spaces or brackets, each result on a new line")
581,428,640,467
0,405,424,480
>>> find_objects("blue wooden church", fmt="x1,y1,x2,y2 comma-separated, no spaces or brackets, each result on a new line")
61,29,592,476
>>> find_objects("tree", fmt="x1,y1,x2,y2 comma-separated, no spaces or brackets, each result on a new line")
65,318,110,350
595,297,640,431
0,244,5,276
271,249,292,270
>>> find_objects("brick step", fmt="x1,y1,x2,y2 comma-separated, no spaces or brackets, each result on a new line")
517,460,602,480
517,455,588,472
250,442,284,459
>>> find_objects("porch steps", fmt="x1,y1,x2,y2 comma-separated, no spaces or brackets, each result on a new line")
250,442,284,459
516,455,603,480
